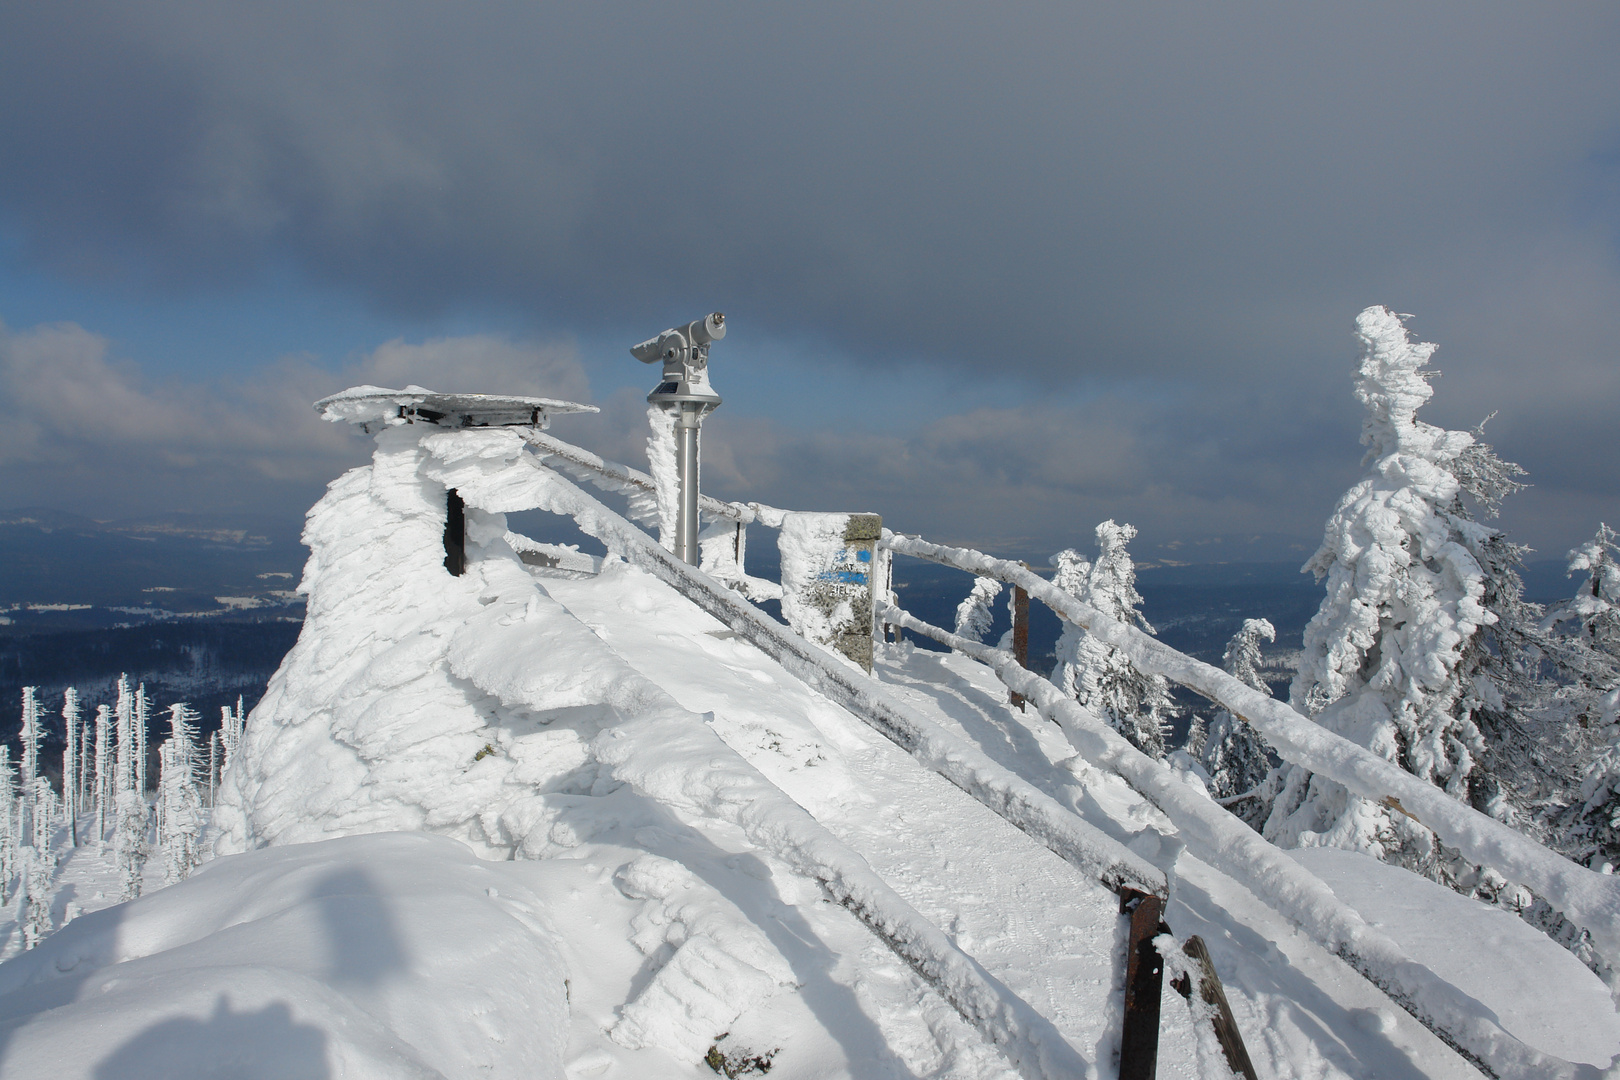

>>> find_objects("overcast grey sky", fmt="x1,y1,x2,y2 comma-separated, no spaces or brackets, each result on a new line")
1,2,1617,563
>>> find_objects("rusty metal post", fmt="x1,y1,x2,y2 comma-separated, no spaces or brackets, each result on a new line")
1009,565,1030,709
1118,888,1168,1080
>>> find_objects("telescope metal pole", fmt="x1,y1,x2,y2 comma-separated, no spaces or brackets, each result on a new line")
676,405,701,564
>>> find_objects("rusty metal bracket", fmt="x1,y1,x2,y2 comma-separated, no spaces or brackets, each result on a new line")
1119,887,1170,1080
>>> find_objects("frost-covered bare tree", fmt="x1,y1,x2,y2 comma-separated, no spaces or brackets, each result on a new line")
953,577,1003,643
158,703,205,884
1188,619,1276,808
1262,307,1546,886
93,704,111,851
61,689,79,846
112,675,149,899
0,747,15,902
1050,521,1175,758
17,688,40,844
221,697,246,773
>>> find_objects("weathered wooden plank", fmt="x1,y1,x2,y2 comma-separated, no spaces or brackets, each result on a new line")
1173,935,1260,1080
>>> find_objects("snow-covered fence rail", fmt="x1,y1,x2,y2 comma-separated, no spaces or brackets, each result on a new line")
521,430,787,526
880,598,1597,1080
422,437,1143,1080
880,531,1620,973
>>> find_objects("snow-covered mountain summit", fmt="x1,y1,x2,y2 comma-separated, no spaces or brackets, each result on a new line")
0,389,1615,1080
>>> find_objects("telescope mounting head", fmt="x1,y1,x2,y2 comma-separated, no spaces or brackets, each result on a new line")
633,312,726,419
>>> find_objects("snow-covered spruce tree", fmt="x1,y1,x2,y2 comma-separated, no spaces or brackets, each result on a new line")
220,697,246,773
134,682,150,794
1263,306,1534,882
93,704,111,851
0,747,15,902
953,577,1003,643
17,687,40,844
158,703,204,884
112,675,148,899
22,777,57,950
1541,526,1620,870
61,689,78,846
1190,619,1277,808
1050,521,1176,758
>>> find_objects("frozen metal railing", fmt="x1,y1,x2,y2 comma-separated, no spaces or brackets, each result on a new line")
498,430,1617,1078
880,598,1597,1080
876,531,1620,980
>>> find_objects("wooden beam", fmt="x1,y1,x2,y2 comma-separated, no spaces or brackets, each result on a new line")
1172,935,1259,1080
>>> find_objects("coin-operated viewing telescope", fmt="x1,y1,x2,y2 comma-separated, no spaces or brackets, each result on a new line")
632,312,726,564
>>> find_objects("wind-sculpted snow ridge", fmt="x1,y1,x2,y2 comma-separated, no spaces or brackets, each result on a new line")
0,832,570,1079
880,600,1611,1080
880,532,1620,979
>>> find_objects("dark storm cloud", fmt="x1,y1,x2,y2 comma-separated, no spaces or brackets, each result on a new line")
4,3,1617,372
2,2,1618,554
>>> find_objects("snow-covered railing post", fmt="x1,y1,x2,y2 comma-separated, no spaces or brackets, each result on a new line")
779,512,882,672
1010,565,1031,711
444,489,466,576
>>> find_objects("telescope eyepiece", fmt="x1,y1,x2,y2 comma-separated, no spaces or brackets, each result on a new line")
630,312,726,363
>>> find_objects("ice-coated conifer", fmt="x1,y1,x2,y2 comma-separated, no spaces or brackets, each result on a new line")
22,777,57,950
953,577,1003,643
1553,524,1620,659
1263,307,1516,880
1050,521,1175,758
112,675,148,898
1194,619,1276,805
221,697,246,772
158,703,204,883
93,704,111,851
61,689,79,845
134,682,150,794
17,687,40,844
0,747,15,901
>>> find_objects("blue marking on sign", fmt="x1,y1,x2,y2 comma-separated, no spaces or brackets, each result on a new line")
855,549,872,562
820,570,870,585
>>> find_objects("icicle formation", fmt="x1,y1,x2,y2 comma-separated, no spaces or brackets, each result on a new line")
158,703,205,884
953,577,1003,643
1049,521,1176,758
1264,307,1506,876
1187,620,1277,808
